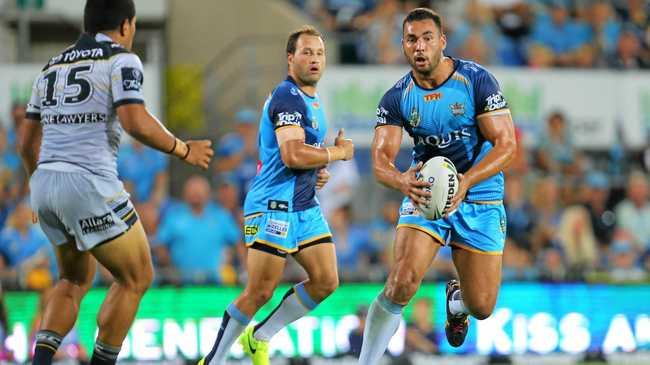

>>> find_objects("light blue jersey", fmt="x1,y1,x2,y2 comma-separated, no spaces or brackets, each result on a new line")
378,58,509,253
243,76,332,255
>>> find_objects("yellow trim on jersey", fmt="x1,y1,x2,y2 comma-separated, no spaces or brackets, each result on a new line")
275,124,303,132
476,108,511,119
396,224,445,246
464,200,503,205
244,212,264,220
450,241,502,256
451,73,470,85
120,209,136,222
298,233,333,247
245,239,298,253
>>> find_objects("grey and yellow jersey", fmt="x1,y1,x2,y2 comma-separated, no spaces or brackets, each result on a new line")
26,33,145,178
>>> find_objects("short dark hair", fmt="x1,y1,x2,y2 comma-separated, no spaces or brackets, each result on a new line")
402,8,443,34
84,0,136,34
286,25,322,55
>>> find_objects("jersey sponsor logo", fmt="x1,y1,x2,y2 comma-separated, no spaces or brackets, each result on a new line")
48,47,105,66
41,113,108,125
414,127,472,149
122,67,143,91
79,213,115,235
450,102,465,116
311,101,320,109
265,219,289,238
400,201,419,216
485,92,507,112
244,225,258,236
424,92,442,102
276,111,303,127
376,106,389,125
408,107,421,128
268,200,289,212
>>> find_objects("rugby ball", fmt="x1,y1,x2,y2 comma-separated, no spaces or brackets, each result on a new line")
416,156,459,220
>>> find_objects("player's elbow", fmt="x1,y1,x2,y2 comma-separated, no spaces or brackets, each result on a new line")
499,137,517,167
280,143,302,169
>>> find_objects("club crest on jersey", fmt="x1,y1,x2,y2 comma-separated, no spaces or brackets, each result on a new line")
312,101,320,109
450,102,465,117
408,107,421,128
424,92,442,102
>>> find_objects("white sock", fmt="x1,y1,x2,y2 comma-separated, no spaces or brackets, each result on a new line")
254,281,318,341
449,289,468,316
206,303,250,365
359,293,404,364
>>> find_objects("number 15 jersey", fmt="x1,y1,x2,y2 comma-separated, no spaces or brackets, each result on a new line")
26,33,146,179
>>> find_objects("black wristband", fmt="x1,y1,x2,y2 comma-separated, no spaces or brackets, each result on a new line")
167,138,177,154
181,144,191,160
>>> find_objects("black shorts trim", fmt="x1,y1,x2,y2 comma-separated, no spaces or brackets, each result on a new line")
249,241,288,258
297,235,333,252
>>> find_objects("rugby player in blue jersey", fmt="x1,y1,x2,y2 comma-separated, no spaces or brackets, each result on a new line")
359,8,516,363
200,26,354,365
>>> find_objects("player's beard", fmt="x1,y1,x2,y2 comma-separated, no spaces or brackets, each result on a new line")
408,50,442,78
297,70,321,87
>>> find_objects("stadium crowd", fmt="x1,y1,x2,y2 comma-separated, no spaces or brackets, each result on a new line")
291,0,650,68
1,102,650,291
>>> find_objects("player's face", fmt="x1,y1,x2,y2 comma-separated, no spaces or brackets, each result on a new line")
288,35,326,87
402,19,446,76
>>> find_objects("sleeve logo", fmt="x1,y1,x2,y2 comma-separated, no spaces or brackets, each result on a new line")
276,111,303,127
121,67,143,91
376,106,389,125
484,92,507,112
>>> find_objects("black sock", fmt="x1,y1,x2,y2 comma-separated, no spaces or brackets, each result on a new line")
32,330,63,365
89,340,121,365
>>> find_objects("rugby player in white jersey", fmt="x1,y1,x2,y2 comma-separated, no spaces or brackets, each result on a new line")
19,1,213,364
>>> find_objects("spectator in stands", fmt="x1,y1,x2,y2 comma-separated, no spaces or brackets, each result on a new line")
118,140,169,206
214,108,259,204
502,241,538,281
535,111,582,176
607,27,648,69
537,246,567,282
0,126,20,177
328,204,377,281
528,1,591,67
216,178,243,225
607,236,645,282
405,297,439,355
317,158,360,218
581,171,616,248
348,305,368,357
154,175,240,285
355,0,404,64
586,1,622,58
615,170,650,251
504,174,535,251
557,203,599,278
529,176,564,254
0,202,51,289
492,0,533,66
446,0,497,64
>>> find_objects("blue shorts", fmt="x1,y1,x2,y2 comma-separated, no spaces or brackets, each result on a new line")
243,205,332,256
397,198,506,255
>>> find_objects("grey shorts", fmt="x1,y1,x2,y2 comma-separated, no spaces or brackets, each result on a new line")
30,168,138,251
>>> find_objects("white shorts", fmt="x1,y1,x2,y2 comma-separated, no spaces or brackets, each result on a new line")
29,168,138,251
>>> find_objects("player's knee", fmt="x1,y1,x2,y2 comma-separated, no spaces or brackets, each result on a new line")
385,267,420,304
467,295,496,320
119,266,153,296
310,273,339,300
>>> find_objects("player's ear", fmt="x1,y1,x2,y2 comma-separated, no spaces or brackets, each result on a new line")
119,18,128,37
441,32,447,51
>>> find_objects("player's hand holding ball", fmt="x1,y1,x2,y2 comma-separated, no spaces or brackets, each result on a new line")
334,129,354,161
415,156,460,220
181,139,214,170
399,161,432,206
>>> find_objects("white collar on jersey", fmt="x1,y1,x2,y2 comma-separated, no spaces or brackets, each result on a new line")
95,33,113,43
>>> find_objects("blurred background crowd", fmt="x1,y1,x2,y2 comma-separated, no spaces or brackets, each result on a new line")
292,0,650,68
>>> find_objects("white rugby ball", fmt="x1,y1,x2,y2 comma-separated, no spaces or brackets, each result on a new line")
416,156,459,220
